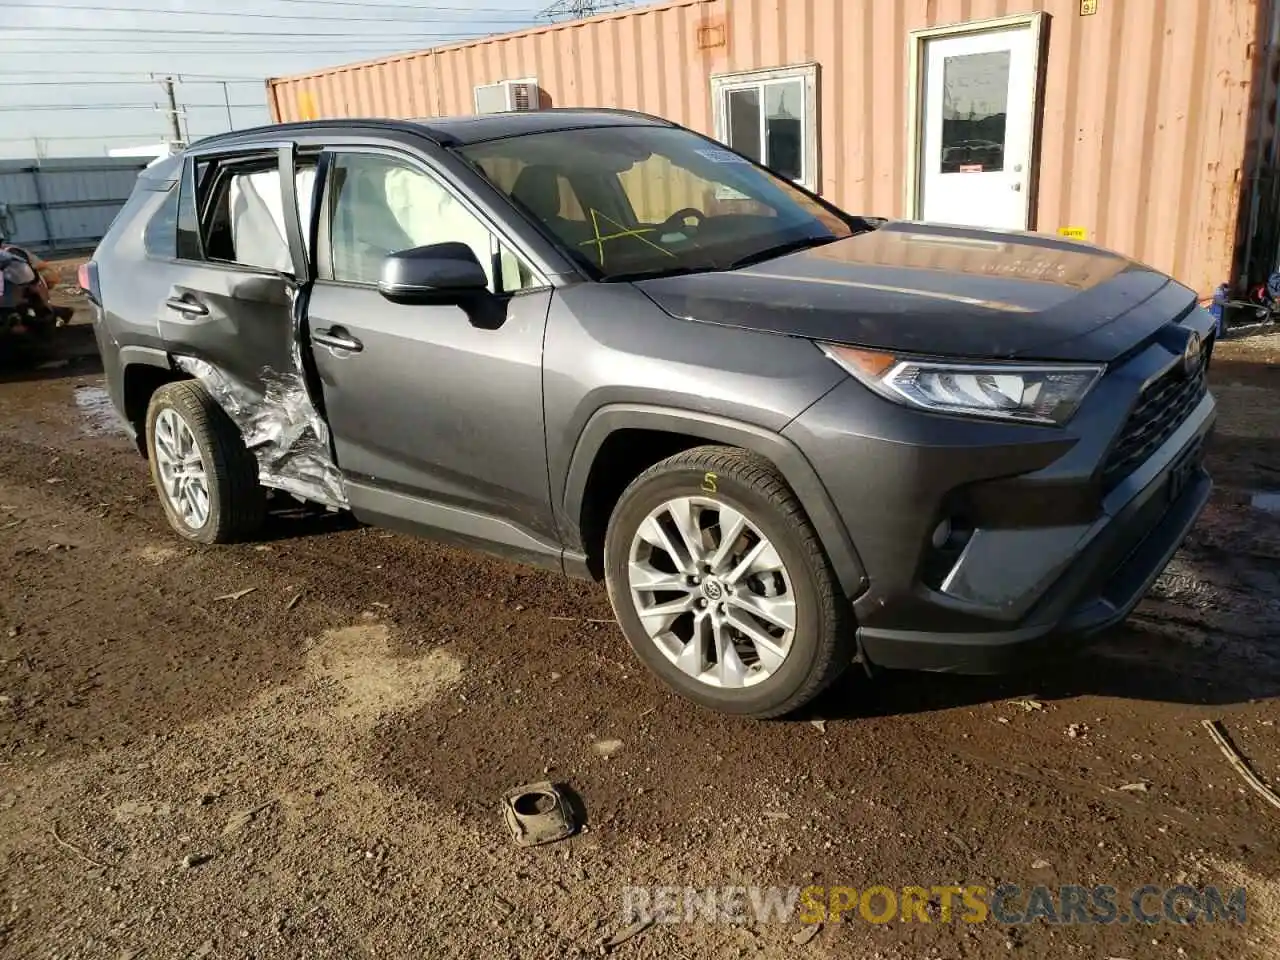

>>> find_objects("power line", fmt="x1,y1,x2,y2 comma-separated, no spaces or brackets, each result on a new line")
2,42,473,52
1,37,493,47
3,48,462,57
539,0,635,18
0,103,264,111
0,70,267,78
0,79,263,86
3,25,526,37
247,0,543,10
0,132,168,142
5,1,539,23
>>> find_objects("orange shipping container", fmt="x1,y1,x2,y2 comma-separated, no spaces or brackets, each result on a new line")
268,0,1280,297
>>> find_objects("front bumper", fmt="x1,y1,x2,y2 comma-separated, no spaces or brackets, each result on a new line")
784,321,1216,674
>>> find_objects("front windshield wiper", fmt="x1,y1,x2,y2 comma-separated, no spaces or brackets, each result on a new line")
726,235,840,270
604,264,719,282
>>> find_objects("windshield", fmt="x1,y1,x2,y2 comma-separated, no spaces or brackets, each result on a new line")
457,126,860,280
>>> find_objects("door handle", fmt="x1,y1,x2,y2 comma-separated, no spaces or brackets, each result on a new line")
312,327,363,352
164,296,208,316
1011,182,1023,192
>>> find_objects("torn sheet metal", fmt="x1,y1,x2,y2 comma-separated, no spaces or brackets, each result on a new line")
174,355,348,509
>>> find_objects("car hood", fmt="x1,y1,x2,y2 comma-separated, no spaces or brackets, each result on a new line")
634,221,1198,363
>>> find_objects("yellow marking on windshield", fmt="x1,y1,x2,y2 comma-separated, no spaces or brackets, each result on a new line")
580,208,676,266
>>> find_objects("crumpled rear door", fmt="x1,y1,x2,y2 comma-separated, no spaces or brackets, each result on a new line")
161,144,346,507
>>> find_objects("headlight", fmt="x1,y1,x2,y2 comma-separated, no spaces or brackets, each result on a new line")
820,344,1103,425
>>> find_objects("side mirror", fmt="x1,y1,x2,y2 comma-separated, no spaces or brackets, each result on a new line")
378,242,489,304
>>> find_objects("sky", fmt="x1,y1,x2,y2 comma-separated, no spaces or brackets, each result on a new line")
1,0,630,159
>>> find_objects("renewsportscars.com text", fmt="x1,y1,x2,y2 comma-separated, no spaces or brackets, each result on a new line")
621,884,1248,926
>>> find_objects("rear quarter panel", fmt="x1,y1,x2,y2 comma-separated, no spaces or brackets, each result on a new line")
93,185,178,417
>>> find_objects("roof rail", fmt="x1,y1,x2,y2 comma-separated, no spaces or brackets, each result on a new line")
188,118,442,149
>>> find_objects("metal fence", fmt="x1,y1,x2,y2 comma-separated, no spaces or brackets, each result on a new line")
0,156,149,253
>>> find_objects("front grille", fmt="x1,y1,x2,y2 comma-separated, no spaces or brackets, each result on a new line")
1100,337,1212,491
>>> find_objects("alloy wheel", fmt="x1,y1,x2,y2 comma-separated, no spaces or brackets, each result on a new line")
153,407,211,530
627,496,797,688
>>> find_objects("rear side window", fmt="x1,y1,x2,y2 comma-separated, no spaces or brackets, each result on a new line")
175,152,315,272
143,185,178,259
202,160,294,272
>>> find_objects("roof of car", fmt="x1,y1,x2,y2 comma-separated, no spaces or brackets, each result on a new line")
188,109,673,152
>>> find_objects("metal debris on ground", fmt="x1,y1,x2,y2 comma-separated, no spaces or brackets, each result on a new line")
603,916,653,951
809,719,827,733
792,922,822,945
222,799,277,837
501,781,576,847
47,822,110,869
591,739,624,758
213,587,257,602
1117,782,1150,793
1201,719,1280,813
1007,698,1046,712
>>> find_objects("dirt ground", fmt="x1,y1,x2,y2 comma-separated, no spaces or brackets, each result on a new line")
0,319,1278,959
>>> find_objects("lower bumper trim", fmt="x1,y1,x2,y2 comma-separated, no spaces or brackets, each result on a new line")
857,468,1212,675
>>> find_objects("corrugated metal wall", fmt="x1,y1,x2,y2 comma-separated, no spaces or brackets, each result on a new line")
0,157,147,252
268,0,1271,296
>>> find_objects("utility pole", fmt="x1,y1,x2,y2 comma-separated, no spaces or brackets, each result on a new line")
221,81,235,131
153,74,183,148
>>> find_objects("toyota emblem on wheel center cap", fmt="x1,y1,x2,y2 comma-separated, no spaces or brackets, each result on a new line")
701,579,724,601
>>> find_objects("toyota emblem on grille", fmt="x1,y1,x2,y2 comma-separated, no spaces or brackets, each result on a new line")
1182,330,1203,377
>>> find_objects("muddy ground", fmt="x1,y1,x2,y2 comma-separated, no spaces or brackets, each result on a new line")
0,316,1278,959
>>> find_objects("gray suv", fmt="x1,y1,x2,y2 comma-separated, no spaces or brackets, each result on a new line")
85,110,1216,717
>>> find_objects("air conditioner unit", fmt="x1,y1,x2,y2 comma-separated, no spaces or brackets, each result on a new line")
474,78,540,114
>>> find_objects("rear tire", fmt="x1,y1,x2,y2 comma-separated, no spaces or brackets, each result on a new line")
145,380,264,544
604,445,852,718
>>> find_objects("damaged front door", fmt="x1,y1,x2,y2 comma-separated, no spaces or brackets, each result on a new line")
160,144,344,505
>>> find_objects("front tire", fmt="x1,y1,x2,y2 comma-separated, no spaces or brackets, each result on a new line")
145,380,264,544
604,446,852,718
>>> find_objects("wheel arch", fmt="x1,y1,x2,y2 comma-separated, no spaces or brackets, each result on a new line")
120,347,188,456
561,404,867,598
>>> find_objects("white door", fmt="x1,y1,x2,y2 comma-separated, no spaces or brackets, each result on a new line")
919,25,1037,229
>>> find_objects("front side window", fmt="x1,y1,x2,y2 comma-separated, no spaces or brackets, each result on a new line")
326,152,533,293
712,65,818,189
458,124,856,281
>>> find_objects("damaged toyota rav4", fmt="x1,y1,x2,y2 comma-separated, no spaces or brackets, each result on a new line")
86,110,1215,717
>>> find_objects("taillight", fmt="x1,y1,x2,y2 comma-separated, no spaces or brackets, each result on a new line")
77,260,101,305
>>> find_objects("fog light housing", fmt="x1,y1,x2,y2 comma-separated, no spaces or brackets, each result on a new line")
922,518,974,589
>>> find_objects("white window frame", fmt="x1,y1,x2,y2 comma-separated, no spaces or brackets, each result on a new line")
710,63,820,193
